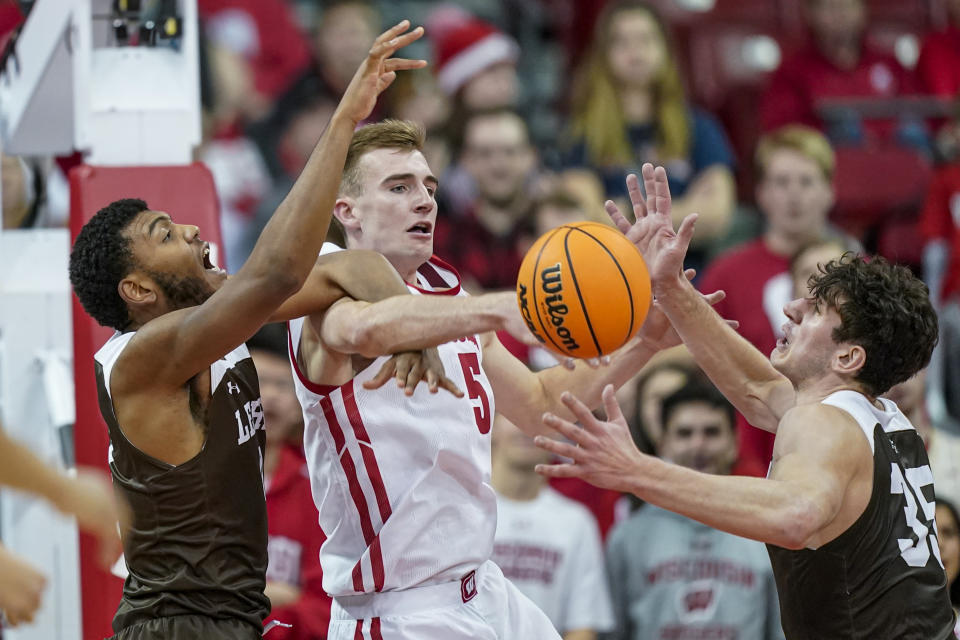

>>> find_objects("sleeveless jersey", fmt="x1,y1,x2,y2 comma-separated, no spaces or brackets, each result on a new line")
94,332,270,632
766,390,956,639
288,254,497,597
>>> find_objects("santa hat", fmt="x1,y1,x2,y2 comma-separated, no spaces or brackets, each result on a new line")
431,15,519,95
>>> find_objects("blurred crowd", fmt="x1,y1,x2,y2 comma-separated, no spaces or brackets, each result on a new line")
3,0,960,638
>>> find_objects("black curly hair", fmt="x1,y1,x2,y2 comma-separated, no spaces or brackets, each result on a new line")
808,254,939,397
69,198,149,331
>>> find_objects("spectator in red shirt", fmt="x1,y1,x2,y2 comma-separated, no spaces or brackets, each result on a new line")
919,163,960,439
200,0,311,114
917,0,960,98
249,327,331,640
921,165,960,306
759,0,919,146
700,125,857,476
433,108,537,291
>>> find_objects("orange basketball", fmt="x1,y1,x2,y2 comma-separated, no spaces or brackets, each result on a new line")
516,222,652,359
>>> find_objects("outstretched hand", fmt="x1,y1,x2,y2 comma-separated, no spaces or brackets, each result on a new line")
364,348,463,398
337,20,427,125
0,545,46,627
605,164,697,291
534,385,647,493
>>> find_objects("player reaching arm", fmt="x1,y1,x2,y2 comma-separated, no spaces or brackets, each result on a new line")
268,248,464,396
534,163,956,640
80,22,426,465
0,421,128,566
534,386,866,549
0,544,45,628
0,420,130,627
607,164,796,432
532,163,861,547
296,262,727,435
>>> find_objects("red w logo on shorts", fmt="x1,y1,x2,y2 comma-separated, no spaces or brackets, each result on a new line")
461,570,478,602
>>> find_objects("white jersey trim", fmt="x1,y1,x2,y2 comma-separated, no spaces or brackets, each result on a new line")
94,331,135,399
211,343,251,395
822,390,914,454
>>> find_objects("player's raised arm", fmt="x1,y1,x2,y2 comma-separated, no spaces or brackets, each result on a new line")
268,250,412,323
118,22,427,389
613,164,796,431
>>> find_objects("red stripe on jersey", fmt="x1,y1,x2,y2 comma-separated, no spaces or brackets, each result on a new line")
406,256,462,296
344,381,393,524
370,534,386,592
319,396,346,452
339,448,376,544
287,322,339,395
419,261,450,289
350,532,386,593
351,559,364,592
354,619,364,640
371,617,384,640
320,395,376,593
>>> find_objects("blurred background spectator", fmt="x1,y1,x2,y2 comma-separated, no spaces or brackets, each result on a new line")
625,355,700,459
700,124,857,476
918,0,960,98
247,326,331,640
564,0,736,273
934,498,960,638
604,381,784,640
434,108,537,291
491,414,615,640
759,0,921,148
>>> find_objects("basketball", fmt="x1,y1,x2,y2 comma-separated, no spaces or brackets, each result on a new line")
515,222,652,359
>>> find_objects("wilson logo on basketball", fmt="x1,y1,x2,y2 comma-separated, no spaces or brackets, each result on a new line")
515,221,652,359
540,263,580,352
517,284,546,345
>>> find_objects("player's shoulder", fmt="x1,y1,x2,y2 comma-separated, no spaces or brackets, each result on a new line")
777,400,868,457
781,398,858,424
110,307,204,388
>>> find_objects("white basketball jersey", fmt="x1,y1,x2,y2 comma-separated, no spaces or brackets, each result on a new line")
289,253,498,597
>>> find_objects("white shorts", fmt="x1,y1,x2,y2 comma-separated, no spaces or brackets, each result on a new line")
327,561,560,640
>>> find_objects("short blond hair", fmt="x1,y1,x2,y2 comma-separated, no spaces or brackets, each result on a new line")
754,125,835,182
340,119,425,196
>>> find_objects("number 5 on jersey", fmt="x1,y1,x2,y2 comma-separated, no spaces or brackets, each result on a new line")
458,352,491,434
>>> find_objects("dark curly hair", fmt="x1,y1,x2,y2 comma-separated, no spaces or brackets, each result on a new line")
809,254,939,396
69,198,149,331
